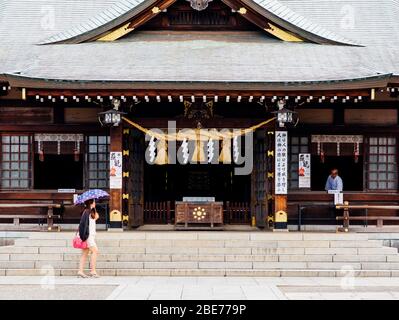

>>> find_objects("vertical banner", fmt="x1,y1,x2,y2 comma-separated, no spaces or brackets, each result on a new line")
298,153,311,188
110,151,123,189
275,131,288,195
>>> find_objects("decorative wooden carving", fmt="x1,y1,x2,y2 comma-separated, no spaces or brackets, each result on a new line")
311,135,363,144
183,101,214,120
140,1,256,31
34,134,84,143
186,0,213,11
175,201,223,227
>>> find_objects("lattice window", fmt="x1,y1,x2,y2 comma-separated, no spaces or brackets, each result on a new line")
288,136,309,189
86,136,110,189
366,137,397,190
0,135,31,189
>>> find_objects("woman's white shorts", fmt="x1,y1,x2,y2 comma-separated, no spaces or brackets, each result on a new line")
87,236,97,248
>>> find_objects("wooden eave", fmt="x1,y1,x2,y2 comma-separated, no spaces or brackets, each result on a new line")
0,73,392,99
388,75,399,86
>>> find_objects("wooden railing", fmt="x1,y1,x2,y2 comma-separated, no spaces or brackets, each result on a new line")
143,201,251,225
144,201,172,224
224,201,251,225
336,201,399,231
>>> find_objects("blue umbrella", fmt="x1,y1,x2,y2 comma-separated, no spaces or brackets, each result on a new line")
74,189,110,205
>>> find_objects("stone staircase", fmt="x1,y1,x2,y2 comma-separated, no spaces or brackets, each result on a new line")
1,231,399,277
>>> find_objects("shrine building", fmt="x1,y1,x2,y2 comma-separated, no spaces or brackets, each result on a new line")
0,0,398,230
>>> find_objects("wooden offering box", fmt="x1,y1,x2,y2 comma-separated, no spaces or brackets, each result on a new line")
175,201,223,229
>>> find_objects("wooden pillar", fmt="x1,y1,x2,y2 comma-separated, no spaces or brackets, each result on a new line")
275,195,287,212
127,129,144,228
109,125,123,230
274,127,288,230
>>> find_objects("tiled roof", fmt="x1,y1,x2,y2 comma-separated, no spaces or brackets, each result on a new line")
40,0,148,44
0,0,398,85
250,0,359,45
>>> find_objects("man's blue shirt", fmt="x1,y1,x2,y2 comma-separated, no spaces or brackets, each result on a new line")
325,175,343,191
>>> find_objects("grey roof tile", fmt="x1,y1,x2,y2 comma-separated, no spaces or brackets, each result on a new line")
252,0,359,45
0,0,398,84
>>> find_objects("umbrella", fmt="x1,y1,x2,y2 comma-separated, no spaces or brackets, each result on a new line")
74,189,110,205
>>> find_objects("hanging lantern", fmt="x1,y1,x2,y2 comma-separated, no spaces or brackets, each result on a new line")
271,100,299,128
98,99,126,127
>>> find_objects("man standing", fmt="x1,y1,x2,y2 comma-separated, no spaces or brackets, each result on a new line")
325,168,343,192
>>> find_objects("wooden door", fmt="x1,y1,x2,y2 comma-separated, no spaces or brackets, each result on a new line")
251,130,273,228
126,129,144,227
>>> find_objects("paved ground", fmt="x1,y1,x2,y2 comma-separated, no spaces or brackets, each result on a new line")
1,276,399,300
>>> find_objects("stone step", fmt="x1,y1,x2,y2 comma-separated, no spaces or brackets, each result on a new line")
6,259,399,271
361,262,399,270
358,247,398,255
2,253,396,264
3,245,396,256
0,246,39,254
14,238,383,249
2,232,398,277
305,247,398,255
1,268,398,277
26,231,370,241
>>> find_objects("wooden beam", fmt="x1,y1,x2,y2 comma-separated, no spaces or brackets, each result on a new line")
25,89,373,98
97,23,134,42
265,23,303,42
95,0,176,42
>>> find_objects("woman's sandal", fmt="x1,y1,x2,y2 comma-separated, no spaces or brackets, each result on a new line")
89,272,100,278
77,272,89,278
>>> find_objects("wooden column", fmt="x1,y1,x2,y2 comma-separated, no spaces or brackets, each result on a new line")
275,195,287,213
274,127,288,230
109,125,123,230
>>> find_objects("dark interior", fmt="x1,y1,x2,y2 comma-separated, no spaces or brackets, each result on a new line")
144,164,251,202
34,154,83,190
311,155,364,191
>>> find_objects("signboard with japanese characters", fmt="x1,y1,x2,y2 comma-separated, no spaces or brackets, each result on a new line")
298,153,311,188
110,152,123,189
275,131,288,195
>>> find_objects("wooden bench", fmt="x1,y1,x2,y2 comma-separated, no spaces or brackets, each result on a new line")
0,204,62,231
336,202,399,231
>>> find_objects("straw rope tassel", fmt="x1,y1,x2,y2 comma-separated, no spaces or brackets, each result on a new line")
154,139,168,165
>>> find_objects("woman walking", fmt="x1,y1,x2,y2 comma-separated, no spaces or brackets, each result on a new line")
77,199,100,278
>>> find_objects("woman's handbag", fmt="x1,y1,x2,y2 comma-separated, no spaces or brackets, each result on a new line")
73,232,88,249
